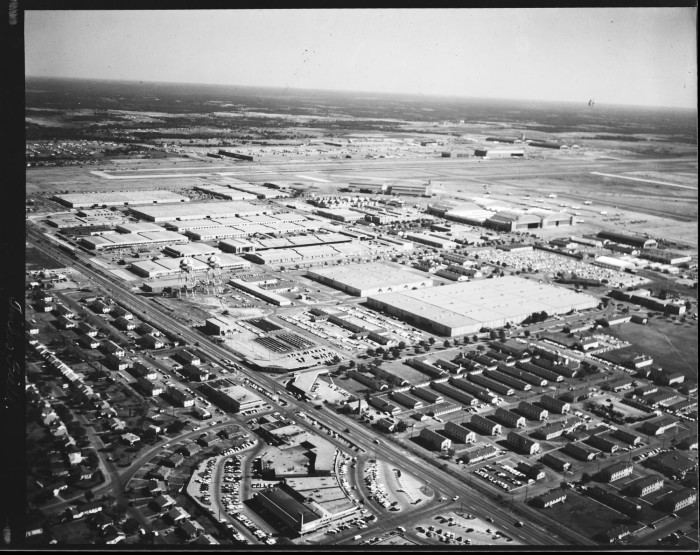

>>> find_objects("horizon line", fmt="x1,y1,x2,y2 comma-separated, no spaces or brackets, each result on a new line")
25,74,698,112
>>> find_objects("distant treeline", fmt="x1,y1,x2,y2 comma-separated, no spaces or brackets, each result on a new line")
592,135,646,142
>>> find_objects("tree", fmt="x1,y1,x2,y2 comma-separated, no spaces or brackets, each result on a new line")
366,348,376,357
463,336,470,345
122,517,140,535
428,337,436,345
398,341,407,350
348,360,355,369
443,340,451,348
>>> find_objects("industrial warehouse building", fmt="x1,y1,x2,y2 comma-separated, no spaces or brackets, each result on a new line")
473,148,525,158
79,230,189,251
367,276,598,337
129,252,250,278
129,201,267,222
597,231,657,249
52,190,191,208
485,211,573,232
307,262,433,297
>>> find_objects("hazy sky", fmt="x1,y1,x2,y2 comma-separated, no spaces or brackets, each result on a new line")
25,8,697,108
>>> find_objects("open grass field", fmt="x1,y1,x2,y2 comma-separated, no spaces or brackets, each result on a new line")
605,319,698,379
26,244,65,271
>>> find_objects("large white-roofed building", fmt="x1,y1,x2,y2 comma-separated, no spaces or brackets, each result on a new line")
367,276,598,337
129,201,267,222
53,190,190,208
163,243,221,258
307,262,433,297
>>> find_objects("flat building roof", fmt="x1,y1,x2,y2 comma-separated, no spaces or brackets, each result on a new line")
307,262,432,295
368,276,598,336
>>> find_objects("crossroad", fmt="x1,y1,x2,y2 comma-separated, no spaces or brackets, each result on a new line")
28,223,595,546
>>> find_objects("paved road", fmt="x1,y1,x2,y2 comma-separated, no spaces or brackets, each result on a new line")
28,224,594,546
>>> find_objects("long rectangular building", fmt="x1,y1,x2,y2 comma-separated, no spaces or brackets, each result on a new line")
307,262,432,297
471,373,515,396
485,368,531,391
431,381,478,406
53,190,190,208
130,201,267,222
367,276,598,337
449,377,497,403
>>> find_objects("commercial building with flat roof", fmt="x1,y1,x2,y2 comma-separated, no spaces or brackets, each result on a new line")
307,262,432,297
367,276,598,337
200,383,264,413
254,481,358,535
130,201,267,222
53,190,190,208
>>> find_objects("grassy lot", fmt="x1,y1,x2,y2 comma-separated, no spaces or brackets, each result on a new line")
606,319,698,379
47,518,102,544
26,245,65,271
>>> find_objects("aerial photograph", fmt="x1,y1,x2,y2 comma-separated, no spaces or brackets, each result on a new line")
9,6,698,550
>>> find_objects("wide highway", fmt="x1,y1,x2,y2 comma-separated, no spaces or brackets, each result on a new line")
27,223,594,546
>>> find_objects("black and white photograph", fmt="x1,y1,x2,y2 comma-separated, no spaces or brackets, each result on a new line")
4,5,698,550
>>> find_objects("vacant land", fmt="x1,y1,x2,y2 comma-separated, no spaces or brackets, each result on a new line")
26,245,64,271
606,319,698,379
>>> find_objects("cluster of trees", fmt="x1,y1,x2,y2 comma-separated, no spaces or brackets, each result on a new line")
522,311,549,325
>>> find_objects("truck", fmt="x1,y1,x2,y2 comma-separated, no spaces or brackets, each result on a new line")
353,535,362,541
